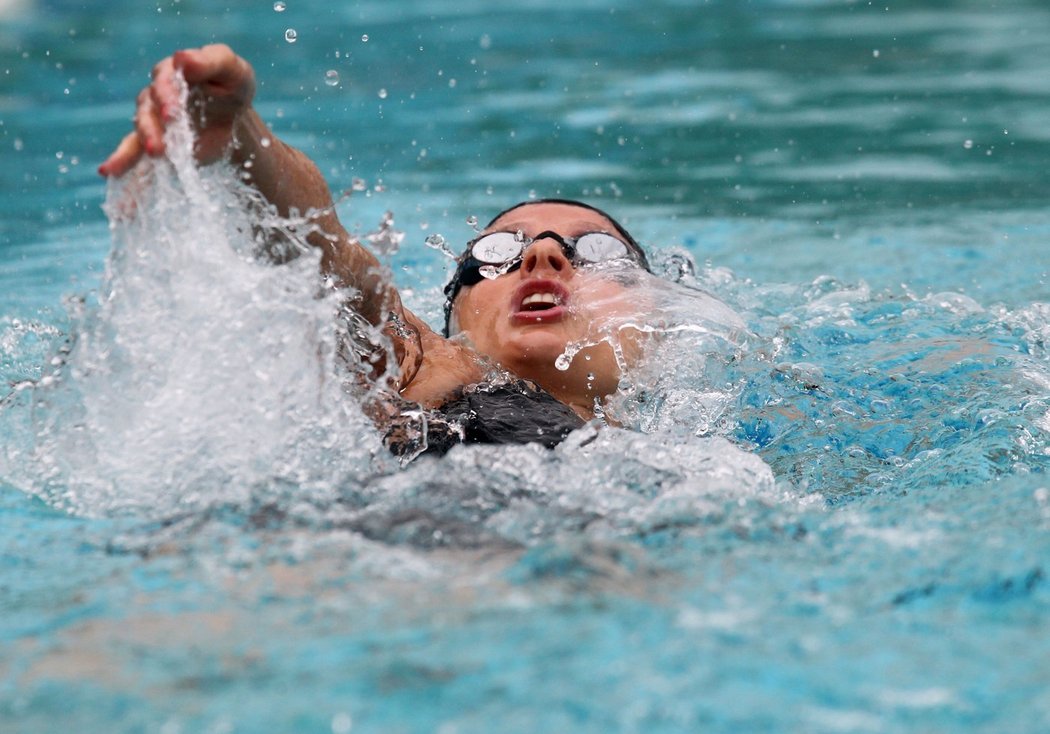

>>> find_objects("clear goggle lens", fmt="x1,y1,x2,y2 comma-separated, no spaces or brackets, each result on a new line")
470,231,629,265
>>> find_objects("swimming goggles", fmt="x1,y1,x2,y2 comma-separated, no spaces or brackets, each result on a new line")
450,229,643,288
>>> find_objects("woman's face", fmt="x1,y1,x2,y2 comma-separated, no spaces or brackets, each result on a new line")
451,202,643,404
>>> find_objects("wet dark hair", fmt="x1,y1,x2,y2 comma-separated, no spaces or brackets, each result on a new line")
442,198,650,336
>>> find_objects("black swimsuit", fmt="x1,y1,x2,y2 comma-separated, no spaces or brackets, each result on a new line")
385,380,586,458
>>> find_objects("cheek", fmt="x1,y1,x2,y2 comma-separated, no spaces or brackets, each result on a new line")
573,281,634,325
455,282,504,332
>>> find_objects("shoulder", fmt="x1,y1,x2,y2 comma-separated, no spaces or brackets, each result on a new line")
397,311,486,408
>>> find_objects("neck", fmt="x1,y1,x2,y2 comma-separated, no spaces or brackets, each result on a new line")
530,371,618,422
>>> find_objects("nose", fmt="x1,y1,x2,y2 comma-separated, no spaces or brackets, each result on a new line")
521,236,571,277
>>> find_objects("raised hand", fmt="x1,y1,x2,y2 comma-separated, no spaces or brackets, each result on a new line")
98,44,256,178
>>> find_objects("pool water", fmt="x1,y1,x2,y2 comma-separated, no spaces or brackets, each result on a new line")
2,1,1049,732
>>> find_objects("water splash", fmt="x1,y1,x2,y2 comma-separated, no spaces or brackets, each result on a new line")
0,71,390,517
550,257,750,435
363,210,404,256
0,80,802,553
479,260,518,280
424,233,457,260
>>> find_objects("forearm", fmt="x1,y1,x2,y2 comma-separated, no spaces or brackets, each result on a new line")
229,110,395,326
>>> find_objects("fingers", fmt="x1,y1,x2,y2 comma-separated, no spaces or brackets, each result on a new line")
173,44,255,103
99,45,256,178
139,84,171,156
98,131,143,178
98,74,167,178
150,56,182,121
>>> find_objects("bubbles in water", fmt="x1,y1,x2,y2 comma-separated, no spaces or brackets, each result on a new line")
964,139,974,149
273,1,286,11
351,177,367,192
466,215,479,231
377,88,388,99
361,34,369,42
324,70,340,87
284,28,298,43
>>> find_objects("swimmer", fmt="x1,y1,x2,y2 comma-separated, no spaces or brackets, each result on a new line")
99,44,654,454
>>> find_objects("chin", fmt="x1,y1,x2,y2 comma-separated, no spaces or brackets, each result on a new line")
501,329,573,369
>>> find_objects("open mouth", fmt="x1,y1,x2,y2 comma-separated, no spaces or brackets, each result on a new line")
519,292,562,312
512,281,570,324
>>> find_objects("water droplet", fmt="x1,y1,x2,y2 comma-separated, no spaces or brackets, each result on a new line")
284,28,298,43
479,34,492,50
361,34,369,42
377,88,387,99
13,138,23,151
260,137,272,148
364,210,404,255
479,265,501,280
872,48,880,58
331,712,353,734
963,139,974,149
465,215,478,229
351,177,367,191
425,233,457,259
273,1,286,11
324,70,340,87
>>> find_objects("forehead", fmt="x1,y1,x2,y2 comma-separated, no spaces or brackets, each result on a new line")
485,203,617,236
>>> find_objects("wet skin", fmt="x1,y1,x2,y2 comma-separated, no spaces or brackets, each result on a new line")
99,45,643,421
452,202,639,414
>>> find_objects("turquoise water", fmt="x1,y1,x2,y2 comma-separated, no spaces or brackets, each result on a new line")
2,1,1049,732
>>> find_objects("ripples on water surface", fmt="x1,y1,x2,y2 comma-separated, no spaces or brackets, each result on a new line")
1,1,1049,732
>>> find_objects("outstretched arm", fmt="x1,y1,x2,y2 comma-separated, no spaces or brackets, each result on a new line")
99,44,398,328
99,45,482,403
